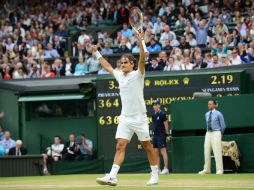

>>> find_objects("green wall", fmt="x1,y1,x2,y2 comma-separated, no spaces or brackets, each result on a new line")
22,116,97,154
171,94,254,172
0,90,20,139
171,93,254,131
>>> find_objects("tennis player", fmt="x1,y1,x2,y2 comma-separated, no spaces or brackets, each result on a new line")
92,32,159,186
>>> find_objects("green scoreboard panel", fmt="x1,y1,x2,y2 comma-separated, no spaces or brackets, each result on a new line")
96,70,248,159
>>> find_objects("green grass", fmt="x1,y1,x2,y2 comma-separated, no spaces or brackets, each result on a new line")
0,174,254,190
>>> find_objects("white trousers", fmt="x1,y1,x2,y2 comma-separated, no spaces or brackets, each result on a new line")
203,131,223,173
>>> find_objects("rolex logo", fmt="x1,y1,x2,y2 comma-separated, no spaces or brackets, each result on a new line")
183,77,190,85
145,79,151,87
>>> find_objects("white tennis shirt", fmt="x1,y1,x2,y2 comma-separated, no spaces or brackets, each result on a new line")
113,69,147,116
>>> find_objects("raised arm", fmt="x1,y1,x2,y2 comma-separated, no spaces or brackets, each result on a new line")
92,45,114,75
135,32,146,75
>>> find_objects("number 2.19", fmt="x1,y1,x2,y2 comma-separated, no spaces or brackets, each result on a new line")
211,74,233,85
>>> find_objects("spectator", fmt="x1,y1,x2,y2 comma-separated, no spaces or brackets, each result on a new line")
208,55,221,68
76,134,93,160
87,53,100,73
191,12,213,47
8,140,27,156
219,9,232,25
147,59,163,71
101,42,113,55
41,61,56,78
229,49,242,65
78,28,90,46
0,131,15,154
194,55,208,69
157,51,168,68
121,23,133,39
178,36,191,49
159,25,176,48
212,43,228,57
116,4,129,25
147,38,162,53
45,43,59,59
163,57,181,71
221,54,232,67
74,43,86,57
188,32,197,47
52,59,65,77
181,57,195,70
65,57,74,76
63,133,79,161
42,136,64,175
98,68,110,75
28,63,41,79
117,39,131,53
74,56,88,76
153,17,165,35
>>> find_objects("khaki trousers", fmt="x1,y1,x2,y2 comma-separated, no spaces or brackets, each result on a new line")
203,131,223,173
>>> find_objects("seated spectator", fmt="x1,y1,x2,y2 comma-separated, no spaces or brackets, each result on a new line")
208,55,221,68
65,57,74,76
0,131,15,154
181,57,195,70
62,133,79,161
52,59,65,77
45,43,59,59
101,42,113,55
164,57,181,71
193,55,207,69
74,43,86,57
98,68,110,75
28,63,41,79
78,28,90,46
42,136,64,175
121,23,133,39
221,54,232,67
132,40,140,54
230,49,242,65
240,48,254,64
212,43,228,57
8,140,27,156
76,134,93,160
153,17,165,35
157,51,168,68
87,53,100,73
41,62,56,78
15,67,28,79
147,59,163,71
0,126,4,141
159,25,176,48
188,32,197,47
178,36,191,49
117,39,131,53
74,56,88,76
147,38,162,53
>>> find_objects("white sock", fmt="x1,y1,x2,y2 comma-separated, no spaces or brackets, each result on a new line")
150,165,158,174
109,164,120,178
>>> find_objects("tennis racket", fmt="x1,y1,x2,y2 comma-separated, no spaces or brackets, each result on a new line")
129,7,148,53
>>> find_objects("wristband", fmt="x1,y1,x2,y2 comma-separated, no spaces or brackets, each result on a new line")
94,50,102,59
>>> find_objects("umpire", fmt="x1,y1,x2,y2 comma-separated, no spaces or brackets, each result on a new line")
152,100,170,175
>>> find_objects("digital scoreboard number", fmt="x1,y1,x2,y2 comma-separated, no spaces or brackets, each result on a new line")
96,71,247,158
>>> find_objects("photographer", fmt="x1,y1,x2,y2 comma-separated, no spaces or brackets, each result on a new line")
76,134,93,160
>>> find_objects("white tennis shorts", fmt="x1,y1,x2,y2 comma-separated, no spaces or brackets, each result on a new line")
115,114,151,141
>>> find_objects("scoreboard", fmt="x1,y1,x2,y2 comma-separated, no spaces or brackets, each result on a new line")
96,70,248,159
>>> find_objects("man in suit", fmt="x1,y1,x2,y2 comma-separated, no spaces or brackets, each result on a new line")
8,140,27,156
199,99,226,175
62,133,79,161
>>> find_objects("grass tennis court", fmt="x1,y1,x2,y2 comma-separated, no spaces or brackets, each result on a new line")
0,174,254,190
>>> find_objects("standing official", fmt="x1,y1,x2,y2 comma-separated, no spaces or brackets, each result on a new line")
152,100,169,175
199,99,226,175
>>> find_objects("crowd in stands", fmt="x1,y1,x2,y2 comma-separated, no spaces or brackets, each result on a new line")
1,0,254,79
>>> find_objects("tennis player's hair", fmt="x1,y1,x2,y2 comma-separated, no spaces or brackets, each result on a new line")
121,54,137,70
